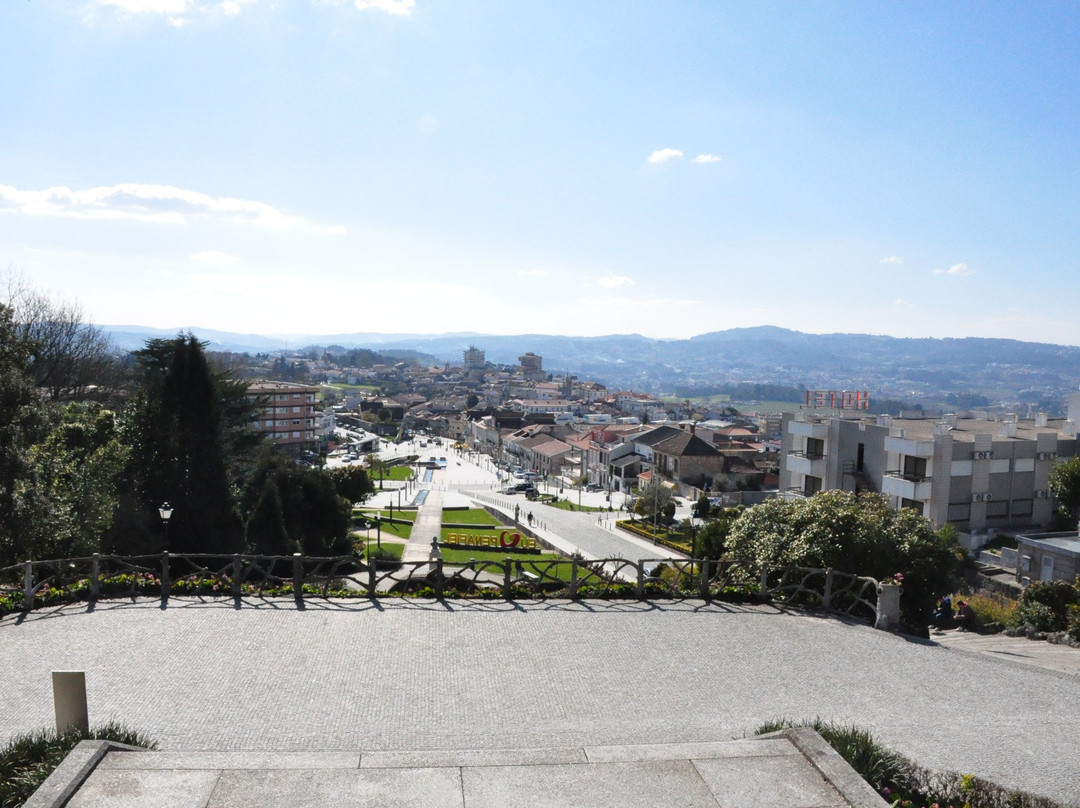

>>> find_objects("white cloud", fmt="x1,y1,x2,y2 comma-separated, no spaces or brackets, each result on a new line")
933,263,975,276
189,250,240,265
90,0,257,24
0,183,346,234
353,0,415,14
94,0,193,12
647,148,683,164
692,154,721,164
597,273,635,288
879,256,904,265
892,298,913,308
518,268,547,278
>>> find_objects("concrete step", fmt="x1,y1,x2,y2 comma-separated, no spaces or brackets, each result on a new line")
30,730,887,808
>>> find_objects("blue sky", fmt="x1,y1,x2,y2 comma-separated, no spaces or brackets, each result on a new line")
2,1,1079,343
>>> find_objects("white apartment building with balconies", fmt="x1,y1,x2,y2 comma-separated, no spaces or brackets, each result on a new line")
779,393,1080,532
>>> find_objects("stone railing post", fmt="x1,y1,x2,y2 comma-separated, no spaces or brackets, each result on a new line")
503,558,512,598
699,558,711,600
292,553,304,599
822,569,834,611
23,561,34,611
569,560,579,600
231,555,242,596
435,558,444,598
874,583,901,631
90,554,100,601
367,562,376,596
636,561,644,599
160,552,170,598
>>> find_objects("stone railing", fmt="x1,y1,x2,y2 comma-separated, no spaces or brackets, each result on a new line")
760,566,888,628
0,554,897,629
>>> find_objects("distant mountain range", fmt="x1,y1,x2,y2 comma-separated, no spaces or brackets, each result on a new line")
102,324,1080,404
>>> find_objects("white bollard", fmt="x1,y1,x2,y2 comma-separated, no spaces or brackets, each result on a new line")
52,671,89,733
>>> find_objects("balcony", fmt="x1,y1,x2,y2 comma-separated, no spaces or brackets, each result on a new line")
788,419,828,440
882,472,933,501
786,450,827,478
884,436,934,457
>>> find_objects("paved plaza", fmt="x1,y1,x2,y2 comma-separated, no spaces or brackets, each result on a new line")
9,450,1080,805
4,598,1079,804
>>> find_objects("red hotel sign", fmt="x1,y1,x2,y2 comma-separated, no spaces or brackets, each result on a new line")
443,530,538,550
805,390,870,410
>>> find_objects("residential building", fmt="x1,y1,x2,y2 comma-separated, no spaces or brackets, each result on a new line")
463,345,486,372
779,397,1080,532
518,352,546,382
248,381,320,452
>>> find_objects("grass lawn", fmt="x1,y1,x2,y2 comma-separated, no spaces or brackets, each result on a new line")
380,465,414,481
353,519,412,540
437,548,583,582
353,508,417,523
441,508,501,526
355,541,405,560
546,498,609,513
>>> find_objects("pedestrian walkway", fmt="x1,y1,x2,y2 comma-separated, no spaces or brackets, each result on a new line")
5,600,1079,803
402,486,443,563
932,626,1080,676
35,731,885,808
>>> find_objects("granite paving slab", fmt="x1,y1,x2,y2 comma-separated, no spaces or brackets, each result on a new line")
206,767,465,808
692,754,847,808
460,759,722,808
65,769,221,808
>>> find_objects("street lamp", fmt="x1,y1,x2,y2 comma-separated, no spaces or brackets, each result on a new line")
158,502,173,551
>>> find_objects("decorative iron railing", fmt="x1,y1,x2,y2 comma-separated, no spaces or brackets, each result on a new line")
0,554,888,627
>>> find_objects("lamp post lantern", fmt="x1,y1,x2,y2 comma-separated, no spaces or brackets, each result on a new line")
158,502,173,551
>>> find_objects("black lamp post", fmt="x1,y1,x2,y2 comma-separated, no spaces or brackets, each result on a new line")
158,502,173,551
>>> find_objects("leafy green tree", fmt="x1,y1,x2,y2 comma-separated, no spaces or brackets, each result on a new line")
694,506,742,560
327,464,375,504
14,403,129,560
365,453,386,489
241,454,351,557
633,477,673,522
1048,456,1080,526
693,494,713,520
109,335,246,555
726,490,963,630
0,303,44,565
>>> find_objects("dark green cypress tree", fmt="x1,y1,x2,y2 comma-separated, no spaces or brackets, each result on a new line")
109,334,246,555
246,477,296,556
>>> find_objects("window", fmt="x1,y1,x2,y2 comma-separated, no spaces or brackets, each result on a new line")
900,498,924,515
947,502,971,522
1012,499,1033,517
903,455,927,480
803,476,822,495
986,500,1009,520
806,438,824,459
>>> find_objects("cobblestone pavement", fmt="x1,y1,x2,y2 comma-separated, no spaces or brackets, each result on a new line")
3,600,1078,804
